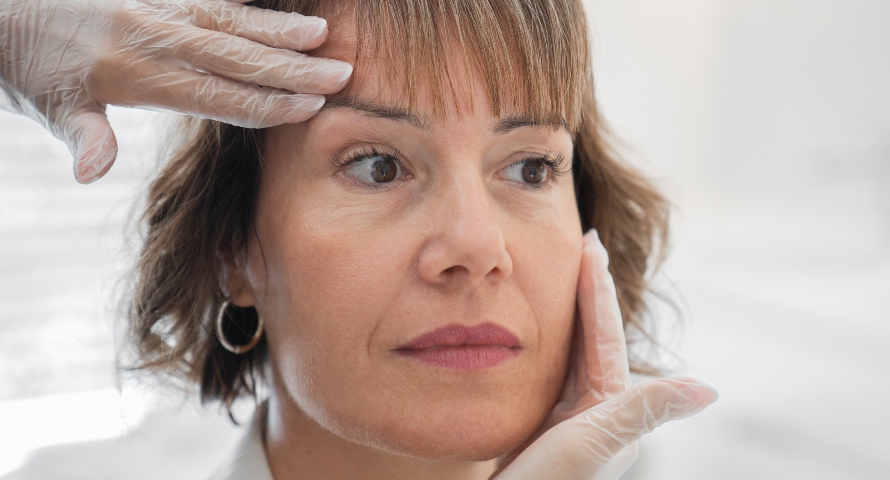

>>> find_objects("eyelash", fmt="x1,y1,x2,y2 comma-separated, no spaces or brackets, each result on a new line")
332,148,570,190
505,152,570,190
333,147,394,168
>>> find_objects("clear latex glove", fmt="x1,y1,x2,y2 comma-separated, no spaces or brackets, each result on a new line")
0,0,353,183
492,230,718,479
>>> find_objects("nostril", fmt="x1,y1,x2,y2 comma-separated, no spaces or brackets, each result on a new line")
439,265,476,281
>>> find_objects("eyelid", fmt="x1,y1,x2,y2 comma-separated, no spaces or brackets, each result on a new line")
332,145,399,168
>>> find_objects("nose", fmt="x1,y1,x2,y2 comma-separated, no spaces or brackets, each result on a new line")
416,177,513,288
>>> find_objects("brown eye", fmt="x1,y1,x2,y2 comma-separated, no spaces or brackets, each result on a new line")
371,157,397,183
521,160,547,183
343,153,402,186
502,156,559,188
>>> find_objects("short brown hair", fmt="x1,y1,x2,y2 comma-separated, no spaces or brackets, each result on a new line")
127,0,671,412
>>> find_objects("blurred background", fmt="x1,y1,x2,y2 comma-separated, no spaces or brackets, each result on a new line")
1,0,888,478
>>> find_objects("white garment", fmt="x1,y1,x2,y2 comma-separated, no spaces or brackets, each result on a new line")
205,406,274,480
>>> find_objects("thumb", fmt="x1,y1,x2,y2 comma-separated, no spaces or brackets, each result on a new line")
63,107,118,184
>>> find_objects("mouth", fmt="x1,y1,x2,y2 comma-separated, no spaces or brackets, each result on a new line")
394,323,522,370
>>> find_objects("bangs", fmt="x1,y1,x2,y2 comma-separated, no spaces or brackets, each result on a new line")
259,0,592,133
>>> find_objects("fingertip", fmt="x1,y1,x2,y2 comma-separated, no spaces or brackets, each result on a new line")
581,230,609,270
64,107,118,184
75,150,116,184
699,380,720,402
75,158,116,185
332,60,353,86
312,60,353,92
582,229,604,254
671,378,719,417
296,15,329,49
306,15,328,36
281,94,325,124
583,228,601,246
74,131,118,185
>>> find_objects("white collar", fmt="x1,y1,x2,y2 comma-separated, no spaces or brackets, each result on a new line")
205,405,274,480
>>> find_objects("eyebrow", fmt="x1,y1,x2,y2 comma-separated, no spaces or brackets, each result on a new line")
323,97,430,131
490,116,570,135
322,97,568,135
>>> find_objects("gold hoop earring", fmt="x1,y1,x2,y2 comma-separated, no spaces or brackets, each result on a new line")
216,300,264,354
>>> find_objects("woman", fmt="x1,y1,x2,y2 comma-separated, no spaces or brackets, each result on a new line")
131,0,717,478
2,0,717,478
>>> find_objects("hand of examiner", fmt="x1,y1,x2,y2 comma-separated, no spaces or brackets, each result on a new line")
0,0,353,183
492,229,719,480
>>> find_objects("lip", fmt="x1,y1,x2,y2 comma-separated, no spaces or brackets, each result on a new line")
394,323,522,370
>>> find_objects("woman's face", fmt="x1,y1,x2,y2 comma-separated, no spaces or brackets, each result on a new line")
232,22,583,460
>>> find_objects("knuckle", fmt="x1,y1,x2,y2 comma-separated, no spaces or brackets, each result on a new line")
640,379,677,399
587,422,631,451
236,90,278,125
109,7,144,36
177,1,205,26
210,4,240,34
638,381,682,422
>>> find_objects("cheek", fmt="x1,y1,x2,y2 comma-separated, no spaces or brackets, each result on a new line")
510,215,581,384
254,191,416,417
510,180,582,333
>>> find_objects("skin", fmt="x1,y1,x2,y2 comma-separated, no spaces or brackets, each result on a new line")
224,11,583,480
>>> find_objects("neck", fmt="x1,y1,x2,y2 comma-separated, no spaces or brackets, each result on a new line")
264,394,499,480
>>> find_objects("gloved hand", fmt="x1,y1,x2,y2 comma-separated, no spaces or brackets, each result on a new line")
0,0,353,184
493,230,718,479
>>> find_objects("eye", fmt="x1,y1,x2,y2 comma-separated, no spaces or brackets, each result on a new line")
502,156,561,187
520,160,548,183
338,149,403,186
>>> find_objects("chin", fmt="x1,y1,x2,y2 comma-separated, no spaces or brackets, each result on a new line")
395,430,527,462
365,400,546,461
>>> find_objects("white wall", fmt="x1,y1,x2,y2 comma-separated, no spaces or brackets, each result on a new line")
587,0,890,478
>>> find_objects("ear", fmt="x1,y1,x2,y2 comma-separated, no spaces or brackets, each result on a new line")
217,247,258,308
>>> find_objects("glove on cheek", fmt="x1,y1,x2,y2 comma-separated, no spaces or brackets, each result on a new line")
491,231,718,480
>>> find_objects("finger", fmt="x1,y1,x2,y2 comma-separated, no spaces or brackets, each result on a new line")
170,27,352,94
494,439,640,480
501,378,716,479
579,377,718,459
62,107,119,184
592,443,640,480
186,1,329,51
578,229,630,400
128,69,326,128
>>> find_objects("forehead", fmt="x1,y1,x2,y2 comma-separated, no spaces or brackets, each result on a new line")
303,0,589,131
309,9,489,120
